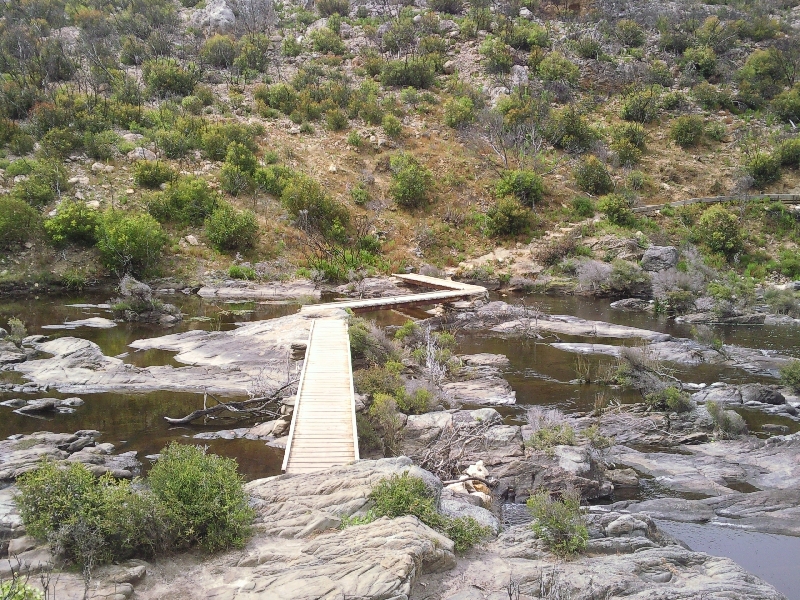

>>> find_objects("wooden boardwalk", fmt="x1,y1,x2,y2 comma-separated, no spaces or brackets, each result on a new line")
282,319,359,474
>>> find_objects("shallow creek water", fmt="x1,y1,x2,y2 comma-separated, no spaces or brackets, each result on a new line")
2,291,800,594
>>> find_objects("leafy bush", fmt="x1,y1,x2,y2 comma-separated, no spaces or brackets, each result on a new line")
0,197,39,250
545,105,599,152
16,461,170,567
479,38,513,74
691,82,734,111
281,174,350,234
706,401,747,438
607,259,651,297
148,176,220,225
746,153,781,189
537,51,579,85
0,580,42,600
381,58,436,89
228,264,257,280
148,443,254,551
84,130,119,160
615,19,645,47
620,89,660,123
326,108,348,131
205,203,259,251
142,59,200,98
526,487,587,556
487,198,530,237
574,156,613,195
443,97,475,128
597,194,634,227
682,45,716,78
134,161,176,188
778,359,800,394
220,164,254,196
776,138,800,168
97,211,168,276
737,49,785,103
201,35,236,68
382,114,402,137
389,153,433,208
694,205,742,257
526,423,576,451
310,28,345,55
571,36,602,59
316,0,350,16
571,195,595,218
44,200,100,246
669,115,704,148
644,386,693,412
495,169,545,208
771,86,800,123
11,161,67,207
428,0,463,14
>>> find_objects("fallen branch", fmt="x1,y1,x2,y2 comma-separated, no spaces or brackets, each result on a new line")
164,379,298,424
441,476,496,488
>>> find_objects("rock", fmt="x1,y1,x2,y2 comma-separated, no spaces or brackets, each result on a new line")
510,64,529,88
90,162,115,173
40,317,116,330
607,467,639,487
8,535,38,556
443,377,516,405
187,0,236,32
0,328,6,339
440,495,500,533
640,245,679,272
740,383,786,405
609,298,652,311
443,60,456,74
470,408,501,424
185,235,200,246
197,280,322,300
127,147,157,161
519,5,533,17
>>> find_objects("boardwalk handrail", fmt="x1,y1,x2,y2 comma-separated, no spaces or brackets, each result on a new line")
280,320,315,472
633,193,800,214
346,320,359,462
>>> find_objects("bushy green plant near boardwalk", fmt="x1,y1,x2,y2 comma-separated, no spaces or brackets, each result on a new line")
44,200,101,246
201,34,236,68
96,211,168,277
134,161,176,188
148,443,254,552
389,153,433,208
142,59,200,98
148,176,220,225
486,198,530,237
669,115,704,148
281,173,350,234
694,205,742,257
772,86,800,123
598,194,634,227
0,197,39,250
746,152,781,189
205,202,259,252
574,156,613,196
537,51,579,85
381,58,436,89
776,138,800,168
495,170,545,208
526,487,587,556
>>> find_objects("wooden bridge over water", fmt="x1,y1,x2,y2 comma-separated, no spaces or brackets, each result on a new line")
281,274,486,474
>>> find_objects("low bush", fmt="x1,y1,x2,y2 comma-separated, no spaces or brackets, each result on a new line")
220,164,254,196
11,161,67,208
349,318,401,366
571,196,595,218
525,423,576,451
526,487,587,556
381,58,436,89
382,114,402,137
597,194,634,226
772,86,800,123
281,174,350,234
389,153,433,208
228,264,257,280
776,138,800,168
691,82,734,111
0,580,42,600
97,211,168,277
615,19,645,47
316,0,350,16
44,200,100,246
706,401,747,438
694,205,742,257
148,443,254,551
746,152,781,189
486,198,530,237
574,156,613,195
644,386,693,412
620,89,660,123
545,105,599,152
0,197,39,250
479,38,513,74
326,108,348,131
780,359,800,393
310,27,345,55
201,35,236,68
669,115,704,148
682,45,717,78
142,59,200,98
429,0,463,14
84,130,119,161
148,176,220,225
607,259,651,297
537,51,579,85
495,169,545,208
205,203,259,252
134,161,176,188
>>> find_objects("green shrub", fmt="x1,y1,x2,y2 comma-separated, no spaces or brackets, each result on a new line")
737,49,785,103
526,423,576,451
682,45,716,78
571,36,602,59
228,265,257,280
142,59,200,98
281,174,350,234
495,169,545,208
154,129,191,159
0,197,39,250
694,205,742,257
502,20,549,50
574,156,613,195
644,386,693,412
486,197,530,237
16,461,170,567
537,51,579,85
84,130,119,160
706,401,747,438
526,487,587,556
620,89,660,123
428,0,463,14
205,203,259,252
147,443,253,551
611,122,647,150
776,138,800,168
201,122,260,161
615,19,645,47
97,211,168,276
134,161,176,188
669,115,704,148
479,38,513,74
326,108,349,131
219,164,254,196
597,194,634,226
382,114,402,137
571,195,595,218
201,34,236,68
443,97,475,128
545,105,599,152
316,0,350,16
148,176,220,225
771,86,800,123
235,34,271,73
0,580,42,600
780,360,800,393
44,200,100,246
254,164,295,196
691,82,734,111
11,161,67,207
282,37,303,57
389,153,433,208
310,28,345,55
746,152,781,189
381,58,436,89
351,183,370,205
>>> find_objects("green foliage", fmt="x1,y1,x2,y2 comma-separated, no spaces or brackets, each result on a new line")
691,82,734,111
148,176,220,225
134,161,176,188
235,34,271,73
706,401,747,438
574,156,613,195
771,86,800,123
495,169,545,207
205,203,259,252
201,122,260,161
201,35,236,68
780,359,800,393
571,195,595,218
316,0,350,16
776,138,800,168
615,19,645,47
737,49,786,103
16,461,170,567
282,37,303,57
0,197,39,250
11,161,67,207
44,200,100,246
142,59,200,98
487,198,530,237
682,45,716,78
349,319,400,366
746,152,781,189
537,51,579,85
97,211,168,277
644,386,693,412
545,105,599,152
0,580,43,600
479,38,513,74
382,114,402,137
369,473,490,552
326,108,349,131
350,183,370,205
428,0,464,14
84,130,119,160
526,488,588,556
220,164,253,196
281,173,350,234
147,443,254,552
525,424,576,451
311,28,345,55
669,115,704,148
381,58,436,89
620,88,660,123
607,259,650,296
597,194,634,227
389,152,433,208
694,205,742,257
